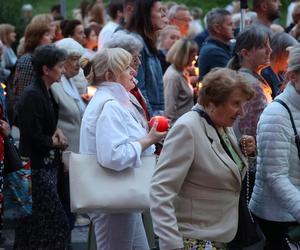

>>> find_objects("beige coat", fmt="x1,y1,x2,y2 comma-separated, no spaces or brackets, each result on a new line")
150,104,247,250
51,76,86,153
163,65,194,125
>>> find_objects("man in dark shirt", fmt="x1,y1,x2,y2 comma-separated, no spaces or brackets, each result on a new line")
252,0,281,29
198,8,234,80
194,29,209,51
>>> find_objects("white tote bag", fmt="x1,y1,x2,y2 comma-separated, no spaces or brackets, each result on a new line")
69,152,156,213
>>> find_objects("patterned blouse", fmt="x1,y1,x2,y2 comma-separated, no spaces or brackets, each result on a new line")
13,53,35,104
236,68,271,138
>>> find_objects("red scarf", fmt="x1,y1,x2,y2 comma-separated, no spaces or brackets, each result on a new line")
130,87,150,121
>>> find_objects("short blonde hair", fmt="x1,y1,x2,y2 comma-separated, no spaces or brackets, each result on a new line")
89,48,132,85
166,38,198,69
157,25,180,49
0,24,15,45
198,68,255,107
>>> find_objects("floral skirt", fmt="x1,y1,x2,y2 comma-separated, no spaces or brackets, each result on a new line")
14,165,70,249
183,238,227,250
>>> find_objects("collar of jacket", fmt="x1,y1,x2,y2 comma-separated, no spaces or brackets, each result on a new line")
206,37,232,50
195,104,248,183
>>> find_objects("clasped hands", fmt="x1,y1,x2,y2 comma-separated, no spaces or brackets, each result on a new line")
0,119,10,137
240,135,256,157
52,128,68,150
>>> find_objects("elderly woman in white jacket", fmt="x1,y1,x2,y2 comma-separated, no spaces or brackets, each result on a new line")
80,48,166,249
250,44,300,250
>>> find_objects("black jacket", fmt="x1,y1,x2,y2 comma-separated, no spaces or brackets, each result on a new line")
17,78,59,169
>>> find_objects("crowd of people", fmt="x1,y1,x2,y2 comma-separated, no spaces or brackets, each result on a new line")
0,0,300,249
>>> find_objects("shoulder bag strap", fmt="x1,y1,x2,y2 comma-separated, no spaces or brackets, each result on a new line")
273,99,300,159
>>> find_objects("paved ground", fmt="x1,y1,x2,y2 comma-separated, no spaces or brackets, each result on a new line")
0,220,90,250
2,128,90,250
0,220,265,250
4,128,265,250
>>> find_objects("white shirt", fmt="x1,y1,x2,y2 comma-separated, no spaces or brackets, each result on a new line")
287,2,296,27
97,21,119,50
80,82,155,171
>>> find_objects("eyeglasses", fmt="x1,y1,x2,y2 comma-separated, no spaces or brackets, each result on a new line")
132,55,141,67
174,16,192,23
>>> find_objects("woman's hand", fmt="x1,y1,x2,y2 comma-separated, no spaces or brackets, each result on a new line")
81,93,92,103
0,119,10,137
139,119,167,152
52,128,68,150
148,119,168,143
240,135,256,156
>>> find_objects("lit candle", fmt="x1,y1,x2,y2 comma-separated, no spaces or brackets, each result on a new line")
0,83,6,96
87,86,97,97
192,56,199,77
197,82,203,90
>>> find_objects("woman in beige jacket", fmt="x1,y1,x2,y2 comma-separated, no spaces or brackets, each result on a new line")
163,38,198,125
150,68,256,250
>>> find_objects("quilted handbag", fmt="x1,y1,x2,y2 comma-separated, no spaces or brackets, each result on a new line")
4,160,32,219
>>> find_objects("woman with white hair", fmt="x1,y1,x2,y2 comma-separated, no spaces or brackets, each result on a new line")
52,38,86,155
105,30,150,125
250,44,300,249
80,47,166,249
51,38,87,230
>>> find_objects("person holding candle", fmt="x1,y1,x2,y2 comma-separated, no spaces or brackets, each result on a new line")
104,29,161,248
228,26,272,140
105,30,151,125
51,38,86,156
163,38,199,126
50,38,88,230
150,68,256,250
80,47,166,249
227,27,273,208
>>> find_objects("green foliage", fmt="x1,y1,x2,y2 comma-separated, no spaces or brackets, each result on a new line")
0,0,39,46
0,0,291,38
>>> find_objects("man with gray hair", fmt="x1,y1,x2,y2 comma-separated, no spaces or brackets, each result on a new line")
198,8,234,80
168,4,191,36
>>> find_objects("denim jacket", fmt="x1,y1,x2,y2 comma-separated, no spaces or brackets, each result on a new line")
136,36,164,116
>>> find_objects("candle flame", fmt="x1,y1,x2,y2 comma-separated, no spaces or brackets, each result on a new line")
87,86,97,97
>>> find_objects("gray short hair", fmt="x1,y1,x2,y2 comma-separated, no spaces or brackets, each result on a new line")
104,30,143,54
271,32,298,62
167,4,189,19
287,44,300,73
206,8,231,35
